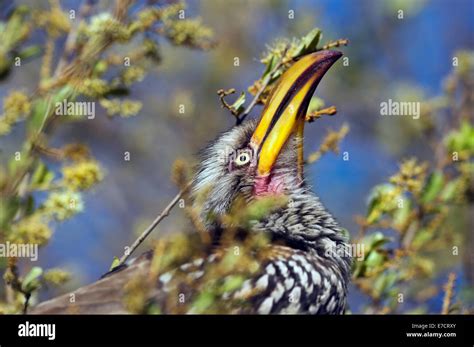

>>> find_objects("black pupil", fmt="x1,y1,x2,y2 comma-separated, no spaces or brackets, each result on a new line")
239,155,246,162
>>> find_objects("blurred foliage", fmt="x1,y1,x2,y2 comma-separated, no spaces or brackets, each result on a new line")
0,5,41,79
121,196,281,314
0,0,214,313
352,52,474,314
306,123,349,164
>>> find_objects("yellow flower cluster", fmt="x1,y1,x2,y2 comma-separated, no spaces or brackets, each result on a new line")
43,269,71,286
62,160,104,191
4,91,31,115
33,2,70,38
100,99,142,118
86,14,130,42
44,191,84,221
8,216,52,246
164,19,214,49
0,91,31,135
306,124,350,164
390,158,428,194
155,2,214,49
79,79,110,98
136,8,161,31
121,66,146,86
101,18,131,42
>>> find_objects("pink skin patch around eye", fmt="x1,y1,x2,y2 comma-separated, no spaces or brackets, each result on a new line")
254,174,285,196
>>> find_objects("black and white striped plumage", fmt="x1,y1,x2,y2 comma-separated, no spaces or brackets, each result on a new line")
156,119,352,314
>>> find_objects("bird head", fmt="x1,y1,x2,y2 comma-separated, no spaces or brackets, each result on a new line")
193,50,342,231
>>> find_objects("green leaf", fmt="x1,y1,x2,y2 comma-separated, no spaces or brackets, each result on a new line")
0,197,20,229
241,195,289,223
28,85,75,135
366,184,397,223
28,99,51,135
365,250,385,269
393,198,411,228
412,229,433,249
18,45,42,60
440,179,459,202
262,54,277,80
293,28,322,58
21,266,43,293
352,260,366,278
191,291,215,313
302,28,322,52
219,275,245,294
8,148,32,176
109,257,120,271
24,195,35,216
31,161,54,188
366,231,391,251
231,92,246,114
421,171,444,204
373,271,398,299
444,121,474,153
307,96,325,113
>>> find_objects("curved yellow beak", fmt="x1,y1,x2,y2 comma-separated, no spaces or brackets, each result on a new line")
250,50,342,176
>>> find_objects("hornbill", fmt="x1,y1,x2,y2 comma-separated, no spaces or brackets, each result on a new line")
32,50,351,314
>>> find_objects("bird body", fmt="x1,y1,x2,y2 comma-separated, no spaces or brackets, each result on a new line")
32,50,351,315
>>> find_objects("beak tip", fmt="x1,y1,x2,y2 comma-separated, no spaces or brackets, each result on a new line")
252,49,343,176
317,49,343,62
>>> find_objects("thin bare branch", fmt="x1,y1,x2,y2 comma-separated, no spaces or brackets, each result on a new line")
321,38,349,50
441,272,456,314
305,106,337,122
237,61,283,125
54,0,95,78
217,88,239,117
116,181,193,267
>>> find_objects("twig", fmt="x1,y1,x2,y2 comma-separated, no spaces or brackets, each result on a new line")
321,38,349,50
305,106,337,122
9,0,101,198
23,293,31,315
4,260,31,314
116,181,193,267
441,272,456,314
305,123,350,164
217,88,239,117
237,57,287,125
237,77,269,125
54,0,95,78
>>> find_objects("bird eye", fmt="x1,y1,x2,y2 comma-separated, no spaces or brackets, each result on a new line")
234,151,251,166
